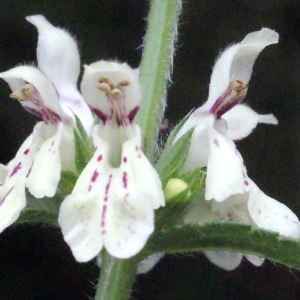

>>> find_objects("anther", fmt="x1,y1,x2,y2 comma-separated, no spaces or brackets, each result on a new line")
229,77,247,93
97,82,111,96
99,77,115,90
110,88,122,100
9,84,33,101
118,80,130,87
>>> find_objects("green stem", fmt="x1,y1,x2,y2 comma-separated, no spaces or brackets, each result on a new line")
94,251,141,300
136,0,182,162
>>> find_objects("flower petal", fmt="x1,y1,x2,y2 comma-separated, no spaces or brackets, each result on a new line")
81,61,141,123
120,124,165,209
0,125,45,232
247,182,300,239
183,194,221,223
58,192,104,262
58,128,111,262
0,165,8,183
205,127,249,202
204,28,278,113
223,104,278,140
26,15,80,92
176,114,214,171
204,250,243,271
59,124,161,261
0,66,69,121
104,187,155,259
26,122,64,198
0,180,26,233
26,15,93,133
137,253,164,274
245,254,264,267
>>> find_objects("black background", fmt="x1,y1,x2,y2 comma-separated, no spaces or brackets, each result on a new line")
0,0,300,299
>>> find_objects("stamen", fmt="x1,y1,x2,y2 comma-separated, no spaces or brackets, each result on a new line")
110,88,122,100
97,82,111,96
118,80,130,87
112,100,122,124
210,76,248,118
96,77,130,125
99,77,115,90
229,77,248,93
9,84,33,101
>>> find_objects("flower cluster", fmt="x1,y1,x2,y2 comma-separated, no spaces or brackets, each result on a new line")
0,15,299,273
176,28,300,270
0,15,164,261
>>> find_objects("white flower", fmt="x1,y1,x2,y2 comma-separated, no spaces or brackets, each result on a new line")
172,28,300,270
184,179,300,270
0,15,93,233
58,61,165,262
222,104,278,141
173,28,279,202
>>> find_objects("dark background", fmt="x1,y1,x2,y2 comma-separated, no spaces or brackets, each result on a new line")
0,0,300,299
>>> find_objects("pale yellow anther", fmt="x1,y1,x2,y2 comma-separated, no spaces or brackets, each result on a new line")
164,178,188,201
99,77,115,90
229,77,248,93
110,88,122,100
97,82,111,96
118,80,130,87
9,84,32,101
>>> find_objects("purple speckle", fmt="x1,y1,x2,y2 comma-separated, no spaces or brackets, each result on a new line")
105,174,113,195
88,185,92,192
128,106,139,122
244,180,249,186
101,205,107,218
10,162,22,177
90,107,107,123
51,141,55,146
97,154,102,161
26,165,32,178
135,145,139,152
91,171,99,182
123,157,127,163
94,146,98,152
101,230,106,235
23,149,30,155
213,138,220,147
122,172,128,188
0,187,13,205
24,107,43,119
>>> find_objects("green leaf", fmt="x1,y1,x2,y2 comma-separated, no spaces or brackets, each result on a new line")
136,0,182,163
17,192,61,226
145,223,300,270
56,170,78,198
16,171,78,227
73,115,94,173
156,128,194,187
163,115,188,153
180,168,206,200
